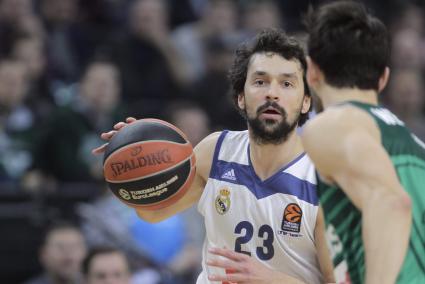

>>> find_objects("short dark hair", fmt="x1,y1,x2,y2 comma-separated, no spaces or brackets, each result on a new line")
228,28,311,126
82,246,128,275
305,0,390,91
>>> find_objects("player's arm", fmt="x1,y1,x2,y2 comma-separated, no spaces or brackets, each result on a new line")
314,206,336,283
302,107,411,284
135,131,220,223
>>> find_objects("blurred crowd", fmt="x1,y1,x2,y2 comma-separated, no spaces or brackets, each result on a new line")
0,0,424,283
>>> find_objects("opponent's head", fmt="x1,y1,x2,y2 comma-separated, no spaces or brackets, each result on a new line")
229,28,311,145
305,1,390,103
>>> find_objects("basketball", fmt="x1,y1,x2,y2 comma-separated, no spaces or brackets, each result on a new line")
103,118,196,210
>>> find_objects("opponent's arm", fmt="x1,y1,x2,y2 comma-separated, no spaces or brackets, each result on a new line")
92,117,220,223
315,207,335,283
302,108,411,284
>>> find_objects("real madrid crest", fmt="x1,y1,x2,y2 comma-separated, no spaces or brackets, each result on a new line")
215,188,231,215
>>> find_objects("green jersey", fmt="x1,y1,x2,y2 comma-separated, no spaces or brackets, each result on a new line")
318,101,425,284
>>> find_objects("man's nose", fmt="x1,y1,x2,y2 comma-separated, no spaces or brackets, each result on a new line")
266,81,280,101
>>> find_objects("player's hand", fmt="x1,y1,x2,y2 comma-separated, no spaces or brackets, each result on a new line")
206,247,304,284
92,117,137,155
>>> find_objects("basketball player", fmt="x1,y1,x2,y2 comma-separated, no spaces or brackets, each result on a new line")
94,29,334,283
302,1,424,283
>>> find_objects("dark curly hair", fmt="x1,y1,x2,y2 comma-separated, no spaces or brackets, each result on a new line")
305,1,390,91
228,28,311,126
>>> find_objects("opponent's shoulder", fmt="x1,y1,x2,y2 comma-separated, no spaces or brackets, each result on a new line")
303,104,379,143
302,105,381,176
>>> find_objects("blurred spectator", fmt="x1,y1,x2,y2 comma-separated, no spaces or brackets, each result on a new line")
385,68,425,140
77,192,156,269
0,58,37,183
82,247,131,284
186,37,245,130
103,0,189,118
77,191,166,283
78,190,196,284
392,4,424,34
24,222,87,284
128,0,186,84
165,101,210,146
241,0,283,36
77,0,120,43
172,0,240,83
275,0,315,32
0,0,33,25
34,61,126,182
0,0,45,56
167,0,198,28
392,28,424,70
84,0,130,28
39,0,100,83
390,5,425,70
11,35,54,121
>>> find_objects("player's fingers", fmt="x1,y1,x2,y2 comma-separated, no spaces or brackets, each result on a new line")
208,272,246,283
101,130,117,140
113,117,136,130
113,122,127,130
126,117,137,123
209,247,249,262
92,143,108,155
206,258,239,271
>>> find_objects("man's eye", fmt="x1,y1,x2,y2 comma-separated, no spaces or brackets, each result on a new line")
255,80,265,86
283,81,293,87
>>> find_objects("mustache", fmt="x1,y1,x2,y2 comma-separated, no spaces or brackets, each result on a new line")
256,101,286,116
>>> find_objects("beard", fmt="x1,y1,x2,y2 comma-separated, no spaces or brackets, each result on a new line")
244,101,300,145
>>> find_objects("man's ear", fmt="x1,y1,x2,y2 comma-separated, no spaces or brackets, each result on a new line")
301,94,311,114
378,67,390,93
237,93,245,110
306,56,323,89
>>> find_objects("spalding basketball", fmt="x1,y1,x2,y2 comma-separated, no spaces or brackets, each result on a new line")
103,119,196,210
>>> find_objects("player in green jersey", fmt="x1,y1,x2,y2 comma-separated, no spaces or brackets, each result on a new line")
302,1,424,284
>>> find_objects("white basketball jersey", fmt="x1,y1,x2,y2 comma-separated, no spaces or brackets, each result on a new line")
196,131,322,284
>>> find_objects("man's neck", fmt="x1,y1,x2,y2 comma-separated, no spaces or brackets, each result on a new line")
249,130,304,181
319,84,379,109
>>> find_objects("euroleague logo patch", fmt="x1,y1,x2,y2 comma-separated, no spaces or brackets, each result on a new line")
119,189,131,200
280,203,303,235
215,188,231,215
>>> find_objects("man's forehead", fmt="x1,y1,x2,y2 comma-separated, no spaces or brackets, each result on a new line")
47,228,82,242
91,252,128,269
248,52,303,75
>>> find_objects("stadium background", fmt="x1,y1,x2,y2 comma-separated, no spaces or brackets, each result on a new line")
0,0,423,283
